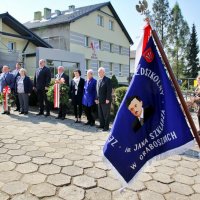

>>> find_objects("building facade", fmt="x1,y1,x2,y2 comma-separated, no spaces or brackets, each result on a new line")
24,2,133,84
0,12,51,76
130,49,136,76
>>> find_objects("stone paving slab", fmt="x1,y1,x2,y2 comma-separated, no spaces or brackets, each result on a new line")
0,110,199,199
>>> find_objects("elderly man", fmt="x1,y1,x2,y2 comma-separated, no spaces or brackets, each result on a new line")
12,62,21,111
95,67,112,131
0,65,14,114
55,66,69,120
82,69,97,126
33,59,51,117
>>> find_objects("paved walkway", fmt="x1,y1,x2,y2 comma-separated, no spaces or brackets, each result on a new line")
0,109,200,200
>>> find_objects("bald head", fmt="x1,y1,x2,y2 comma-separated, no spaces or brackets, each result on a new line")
39,59,45,68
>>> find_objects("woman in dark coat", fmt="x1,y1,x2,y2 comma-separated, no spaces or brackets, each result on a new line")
70,69,85,123
82,69,97,126
16,68,33,114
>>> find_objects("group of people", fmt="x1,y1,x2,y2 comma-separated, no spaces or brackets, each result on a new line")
0,63,32,115
0,59,112,131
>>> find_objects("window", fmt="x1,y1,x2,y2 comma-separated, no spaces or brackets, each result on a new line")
109,63,113,76
97,15,104,27
99,40,102,50
8,42,16,52
84,36,89,47
109,20,114,31
85,59,90,73
119,64,122,76
98,61,102,69
109,43,112,53
119,46,122,54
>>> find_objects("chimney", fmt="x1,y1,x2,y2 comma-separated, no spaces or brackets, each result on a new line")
55,10,61,16
34,11,42,21
69,5,75,12
44,8,51,19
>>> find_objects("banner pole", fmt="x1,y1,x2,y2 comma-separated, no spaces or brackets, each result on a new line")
151,29,200,148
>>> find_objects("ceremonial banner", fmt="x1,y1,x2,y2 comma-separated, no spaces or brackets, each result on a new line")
3,85,11,111
54,83,60,108
103,37,194,185
134,23,151,73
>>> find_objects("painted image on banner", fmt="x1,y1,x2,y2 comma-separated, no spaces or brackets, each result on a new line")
126,95,154,132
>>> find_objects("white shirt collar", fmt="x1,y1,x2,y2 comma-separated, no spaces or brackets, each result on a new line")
138,108,144,120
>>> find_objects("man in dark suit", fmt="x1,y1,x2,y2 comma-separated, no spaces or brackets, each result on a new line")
95,67,112,131
0,65,14,114
33,59,51,117
55,66,69,120
12,62,21,111
126,96,154,132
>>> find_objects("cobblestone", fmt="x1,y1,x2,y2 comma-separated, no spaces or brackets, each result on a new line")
0,111,199,199
1,181,28,195
30,183,56,198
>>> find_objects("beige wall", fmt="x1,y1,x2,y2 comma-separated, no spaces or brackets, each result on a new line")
0,21,38,73
0,23,37,54
70,6,130,47
70,5,130,83
70,43,128,65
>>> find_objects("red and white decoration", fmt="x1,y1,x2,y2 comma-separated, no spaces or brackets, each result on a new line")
3,85,11,111
54,83,60,108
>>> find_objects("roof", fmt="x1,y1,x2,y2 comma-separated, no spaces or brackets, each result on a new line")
24,2,133,45
0,12,52,48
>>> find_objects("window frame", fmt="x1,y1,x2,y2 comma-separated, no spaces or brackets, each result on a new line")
119,64,122,76
97,15,104,27
8,41,16,52
84,36,89,47
109,20,114,31
109,63,113,76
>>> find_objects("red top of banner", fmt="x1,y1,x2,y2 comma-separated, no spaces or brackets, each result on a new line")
142,24,152,53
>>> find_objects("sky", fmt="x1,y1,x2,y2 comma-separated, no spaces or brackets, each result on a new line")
0,0,199,49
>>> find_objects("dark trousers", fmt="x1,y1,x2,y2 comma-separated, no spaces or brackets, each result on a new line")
98,103,111,129
74,104,82,118
14,92,20,110
18,93,29,112
84,105,96,124
58,104,67,118
37,89,50,114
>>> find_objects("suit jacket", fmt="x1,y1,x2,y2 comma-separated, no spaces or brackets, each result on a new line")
96,76,112,104
55,73,69,86
132,106,154,132
82,78,97,107
16,76,33,94
34,66,51,90
70,77,85,105
0,72,14,92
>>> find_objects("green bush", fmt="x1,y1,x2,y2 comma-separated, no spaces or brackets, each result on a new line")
114,86,128,113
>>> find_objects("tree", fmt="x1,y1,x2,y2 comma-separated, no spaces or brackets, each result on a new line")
167,3,190,79
151,0,170,48
185,24,200,78
111,75,118,89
